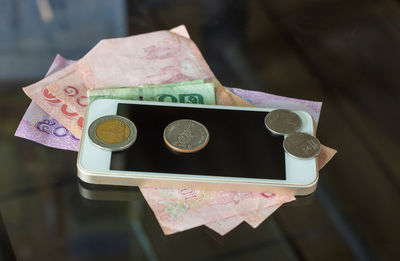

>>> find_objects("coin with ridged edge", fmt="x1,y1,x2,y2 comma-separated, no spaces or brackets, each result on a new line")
283,132,321,159
88,115,137,151
265,109,302,135
164,119,209,153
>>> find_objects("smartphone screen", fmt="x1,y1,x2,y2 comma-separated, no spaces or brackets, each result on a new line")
110,104,286,180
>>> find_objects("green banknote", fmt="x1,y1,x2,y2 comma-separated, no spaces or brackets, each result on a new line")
88,81,215,105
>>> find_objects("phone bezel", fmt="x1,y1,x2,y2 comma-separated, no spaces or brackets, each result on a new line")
77,99,318,195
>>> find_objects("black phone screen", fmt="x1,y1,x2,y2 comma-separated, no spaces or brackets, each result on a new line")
110,103,285,180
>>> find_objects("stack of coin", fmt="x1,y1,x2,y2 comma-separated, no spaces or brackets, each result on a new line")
89,115,137,151
265,109,321,159
163,119,209,153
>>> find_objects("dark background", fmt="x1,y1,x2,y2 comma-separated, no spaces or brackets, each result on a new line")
1,0,399,260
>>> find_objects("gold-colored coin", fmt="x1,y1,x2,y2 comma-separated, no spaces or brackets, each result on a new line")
88,115,137,151
95,120,130,144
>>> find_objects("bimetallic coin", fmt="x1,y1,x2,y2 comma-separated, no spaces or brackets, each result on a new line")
283,132,321,159
89,115,137,151
164,119,209,153
96,120,130,144
265,109,302,135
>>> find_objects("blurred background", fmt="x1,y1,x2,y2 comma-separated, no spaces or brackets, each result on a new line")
0,0,399,260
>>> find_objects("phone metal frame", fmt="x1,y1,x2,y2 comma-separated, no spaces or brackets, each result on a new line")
77,99,318,196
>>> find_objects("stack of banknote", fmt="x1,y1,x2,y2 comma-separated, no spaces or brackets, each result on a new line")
15,25,336,235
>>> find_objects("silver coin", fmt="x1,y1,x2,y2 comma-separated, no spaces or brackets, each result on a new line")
88,115,137,152
283,132,321,159
164,119,209,153
265,109,302,135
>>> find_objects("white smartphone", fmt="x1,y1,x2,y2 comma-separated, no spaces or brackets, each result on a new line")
77,99,318,195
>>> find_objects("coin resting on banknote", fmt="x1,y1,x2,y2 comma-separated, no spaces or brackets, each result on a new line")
88,115,137,151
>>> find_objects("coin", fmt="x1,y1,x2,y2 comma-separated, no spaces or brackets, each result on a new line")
89,115,137,151
283,132,321,159
96,120,130,144
163,119,209,153
265,109,302,135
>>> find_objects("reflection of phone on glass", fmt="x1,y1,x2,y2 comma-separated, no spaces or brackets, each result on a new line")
78,180,142,201
77,99,318,195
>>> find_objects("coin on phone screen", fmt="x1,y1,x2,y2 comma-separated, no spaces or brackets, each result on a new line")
89,115,137,151
283,132,321,159
164,119,209,153
265,109,302,135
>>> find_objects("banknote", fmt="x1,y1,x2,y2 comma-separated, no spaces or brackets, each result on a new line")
240,203,282,228
21,59,83,138
205,216,244,236
15,55,79,151
23,26,220,137
229,88,323,126
87,82,216,105
15,102,80,151
205,203,282,235
23,26,251,137
139,187,294,235
317,144,337,170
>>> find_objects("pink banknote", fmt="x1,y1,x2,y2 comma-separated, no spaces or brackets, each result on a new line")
205,203,282,235
205,216,244,236
23,26,217,137
240,203,282,228
139,188,294,235
22,56,84,137
24,26,251,137
15,55,79,151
